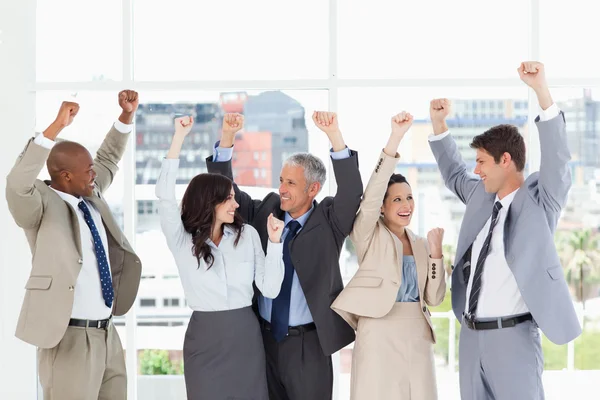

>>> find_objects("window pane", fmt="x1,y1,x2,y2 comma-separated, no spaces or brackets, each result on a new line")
338,0,528,79
134,90,327,398
541,1,600,78
36,1,122,81
134,0,328,81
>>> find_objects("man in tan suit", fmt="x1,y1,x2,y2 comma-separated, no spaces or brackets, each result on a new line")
6,91,143,400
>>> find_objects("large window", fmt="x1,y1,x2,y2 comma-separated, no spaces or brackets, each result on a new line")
31,1,600,399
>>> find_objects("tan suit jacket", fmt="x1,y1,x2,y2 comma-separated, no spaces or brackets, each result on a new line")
6,127,142,348
332,151,446,342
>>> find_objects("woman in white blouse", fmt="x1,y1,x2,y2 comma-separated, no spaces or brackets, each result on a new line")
155,116,285,400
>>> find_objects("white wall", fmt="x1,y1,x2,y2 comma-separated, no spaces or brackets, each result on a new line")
0,1,39,399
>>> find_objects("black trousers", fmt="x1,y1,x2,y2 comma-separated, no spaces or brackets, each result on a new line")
261,323,333,400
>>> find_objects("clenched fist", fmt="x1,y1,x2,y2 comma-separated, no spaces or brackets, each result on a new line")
55,101,80,128
222,113,244,137
391,111,414,138
312,111,340,136
430,99,451,123
174,116,194,137
118,90,139,113
427,228,444,259
267,213,285,243
517,61,548,92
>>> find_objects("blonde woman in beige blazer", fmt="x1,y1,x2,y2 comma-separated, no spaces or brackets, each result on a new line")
332,111,447,400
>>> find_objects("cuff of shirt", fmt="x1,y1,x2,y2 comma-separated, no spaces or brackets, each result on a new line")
213,140,234,162
330,146,350,160
538,103,560,122
428,130,451,142
113,120,133,134
33,133,56,149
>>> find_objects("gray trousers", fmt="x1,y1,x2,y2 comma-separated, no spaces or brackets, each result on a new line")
261,323,333,400
459,318,545,400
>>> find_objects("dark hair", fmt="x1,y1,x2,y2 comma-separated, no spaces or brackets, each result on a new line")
470,124,526,172
180,173,243,269
383,174,411,201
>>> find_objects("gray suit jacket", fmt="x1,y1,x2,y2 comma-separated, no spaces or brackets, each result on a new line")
429,112,581,345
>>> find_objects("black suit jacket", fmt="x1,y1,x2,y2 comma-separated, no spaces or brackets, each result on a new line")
206,151,363,355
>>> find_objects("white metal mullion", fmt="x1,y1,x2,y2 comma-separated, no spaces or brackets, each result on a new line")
33,78,600,93
122,0,138,399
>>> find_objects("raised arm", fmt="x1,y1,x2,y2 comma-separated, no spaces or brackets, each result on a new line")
428,99,480,205
156,116,194,246
6,101,79,229
350,112,412,259
253,214,285,298
312,111,364,237
518,61,571,212
205,113,262,223
94,90,138,193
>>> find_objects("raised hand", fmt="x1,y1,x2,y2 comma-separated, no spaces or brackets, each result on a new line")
267,213,285,243
118,90,139,113
174,116,194,137
517,61,547,92
391,111,414,138
427,227,444,259
312,111,340,136
312,111,346,152
430,99,451,123
55,101,80,128
517,61,553,110
220,113,244,148
430,99,451,135
43,101,80,140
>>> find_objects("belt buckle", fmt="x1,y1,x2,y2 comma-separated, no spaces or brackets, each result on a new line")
464,313,477,330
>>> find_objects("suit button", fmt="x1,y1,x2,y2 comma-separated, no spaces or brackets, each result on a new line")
432,266,436,271
68,286,74,291
422,306,427,312
432,275,436,279
432,263,436,267
77,259,83,264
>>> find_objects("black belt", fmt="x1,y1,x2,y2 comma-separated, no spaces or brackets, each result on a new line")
260,318,316,336
69,317,111,330
463,313,533,331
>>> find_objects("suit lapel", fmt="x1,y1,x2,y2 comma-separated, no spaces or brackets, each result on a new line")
456,193,495,266
85,192,123,247
503,183,527,256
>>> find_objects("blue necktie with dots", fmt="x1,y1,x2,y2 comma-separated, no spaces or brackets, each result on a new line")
78,201,114,308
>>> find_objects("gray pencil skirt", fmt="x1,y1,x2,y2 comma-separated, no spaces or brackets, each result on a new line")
183,307,268,400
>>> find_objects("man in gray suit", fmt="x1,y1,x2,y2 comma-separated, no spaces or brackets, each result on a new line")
429,62,581,399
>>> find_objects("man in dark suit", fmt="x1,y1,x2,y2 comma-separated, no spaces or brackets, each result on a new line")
206,111,363,399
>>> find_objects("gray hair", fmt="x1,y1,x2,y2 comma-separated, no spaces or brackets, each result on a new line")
284,153,327,192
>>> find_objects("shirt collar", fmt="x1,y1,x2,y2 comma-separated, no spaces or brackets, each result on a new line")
496,188,519,210
49,186,83,209
284,202,315,227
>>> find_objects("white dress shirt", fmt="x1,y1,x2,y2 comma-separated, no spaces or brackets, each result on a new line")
429,104,561,318
34,120,132,319
156,158,285,311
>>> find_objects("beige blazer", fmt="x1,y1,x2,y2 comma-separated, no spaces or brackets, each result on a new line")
6,127,142,349
332,151,446,342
